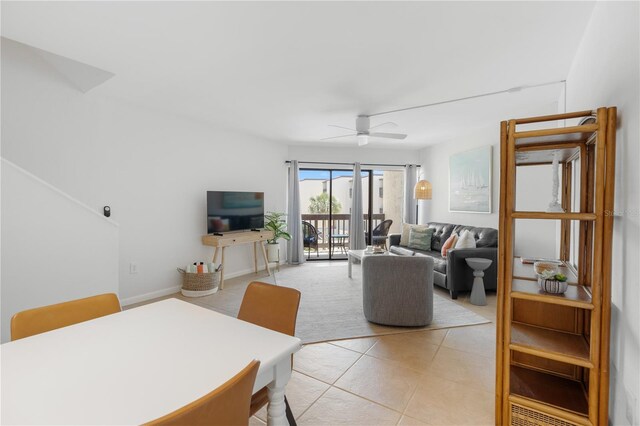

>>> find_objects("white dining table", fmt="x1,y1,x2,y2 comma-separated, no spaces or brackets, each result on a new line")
1,298,301,425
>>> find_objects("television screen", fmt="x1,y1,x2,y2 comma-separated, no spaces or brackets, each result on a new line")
207,191,264,233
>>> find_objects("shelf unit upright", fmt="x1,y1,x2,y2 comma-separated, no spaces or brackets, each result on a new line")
496,107,617,426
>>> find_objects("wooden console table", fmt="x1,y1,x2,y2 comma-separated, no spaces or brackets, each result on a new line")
201,230,274,290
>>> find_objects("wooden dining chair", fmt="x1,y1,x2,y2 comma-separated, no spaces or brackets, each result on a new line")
10,293,121,341
237,281,301,424
145,360,260,426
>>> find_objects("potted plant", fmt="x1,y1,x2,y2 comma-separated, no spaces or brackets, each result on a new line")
264,211,291,263
537,270,569,294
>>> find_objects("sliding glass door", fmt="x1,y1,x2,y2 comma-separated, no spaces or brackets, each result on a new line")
299,169,367,260
299,168,403,260
372,169,404,240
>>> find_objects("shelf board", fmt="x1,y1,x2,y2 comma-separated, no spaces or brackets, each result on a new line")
510,365,589,416
510,322,592,368
515,146,580,166
512,211,596,220
513,110,594,125
511,279,593,310
513,124,598,144
512,258,578,284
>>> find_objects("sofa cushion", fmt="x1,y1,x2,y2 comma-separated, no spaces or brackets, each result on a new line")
389,246,415,256
452,225,498,248
424,222,457,251
408,227,434,251
455,230,477,249
441,233,458,257
400,223,429,246
414,250,447,274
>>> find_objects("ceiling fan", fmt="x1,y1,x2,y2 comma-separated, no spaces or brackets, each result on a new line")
322,116,407,146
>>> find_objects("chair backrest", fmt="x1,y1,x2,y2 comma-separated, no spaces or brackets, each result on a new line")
145,360,260,426
373,219,393,237
11,293,121,341
237,282,301,337
302,221,318,240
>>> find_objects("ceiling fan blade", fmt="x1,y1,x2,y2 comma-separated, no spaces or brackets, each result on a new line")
369,121,398,130
321,133,357,141
369,132,407,140
328,124,357,132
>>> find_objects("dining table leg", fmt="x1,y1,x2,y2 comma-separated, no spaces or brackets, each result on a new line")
267,358,293,426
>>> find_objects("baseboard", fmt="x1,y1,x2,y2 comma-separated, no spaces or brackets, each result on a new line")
120,267,262,307
120,285,181,307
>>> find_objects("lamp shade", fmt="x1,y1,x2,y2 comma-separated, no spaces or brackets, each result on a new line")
414,179,432,200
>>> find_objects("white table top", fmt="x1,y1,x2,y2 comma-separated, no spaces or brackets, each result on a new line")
1,298,301,425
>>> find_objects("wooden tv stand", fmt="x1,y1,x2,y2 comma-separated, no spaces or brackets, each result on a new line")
201,230,274,290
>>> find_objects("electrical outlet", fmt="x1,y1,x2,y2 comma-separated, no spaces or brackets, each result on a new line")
129,262,139,274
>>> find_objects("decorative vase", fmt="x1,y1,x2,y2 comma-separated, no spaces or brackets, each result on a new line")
538,278,568,294
266,243,279,263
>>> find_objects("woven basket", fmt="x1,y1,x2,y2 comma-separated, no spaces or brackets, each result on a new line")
177,268,220,297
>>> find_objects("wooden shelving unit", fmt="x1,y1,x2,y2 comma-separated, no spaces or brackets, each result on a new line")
496,108,617,425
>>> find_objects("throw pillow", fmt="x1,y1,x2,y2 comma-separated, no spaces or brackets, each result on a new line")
455,230,477,249
408,227,434,251
441,232,458,257
400,223,428,246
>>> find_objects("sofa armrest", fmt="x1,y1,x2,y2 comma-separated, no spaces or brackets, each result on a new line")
446,247,498,296
389,233,401,247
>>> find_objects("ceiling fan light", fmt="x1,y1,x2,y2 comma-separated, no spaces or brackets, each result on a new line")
357,134,369,146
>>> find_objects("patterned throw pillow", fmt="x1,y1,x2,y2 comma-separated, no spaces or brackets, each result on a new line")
408,227,434,251
441,232,459,257
455,230,477,249
400,223,428,246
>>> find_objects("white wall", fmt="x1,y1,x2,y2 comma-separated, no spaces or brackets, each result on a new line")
1,38,288,305
1,159,119,342
564,2,640,424
418,126,500,228
419,123,564,259
514,164,557,259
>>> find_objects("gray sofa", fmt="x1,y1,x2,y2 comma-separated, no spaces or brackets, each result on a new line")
388,222,498,299
362,255,434,326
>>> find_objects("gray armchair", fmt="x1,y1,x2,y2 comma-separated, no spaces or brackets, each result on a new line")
362,255,434,326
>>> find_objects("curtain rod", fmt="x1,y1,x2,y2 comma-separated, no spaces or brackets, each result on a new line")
285,160,420,168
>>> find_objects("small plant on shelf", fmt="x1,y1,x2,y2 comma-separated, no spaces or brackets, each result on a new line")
537,270,568,294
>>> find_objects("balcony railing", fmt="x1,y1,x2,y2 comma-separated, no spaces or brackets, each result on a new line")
301,213,385,251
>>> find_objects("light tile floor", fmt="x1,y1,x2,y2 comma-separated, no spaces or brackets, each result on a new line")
253,290,497,426
129,270,497,426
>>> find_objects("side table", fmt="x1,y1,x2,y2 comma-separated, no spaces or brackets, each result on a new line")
465,257,493,306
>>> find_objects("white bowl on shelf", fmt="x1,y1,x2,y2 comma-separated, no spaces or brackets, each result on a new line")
533,261,560,275
537,278,568,294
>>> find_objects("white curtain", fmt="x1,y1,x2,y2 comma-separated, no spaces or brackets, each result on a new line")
287,160,305,264
349,162,366,250
403,164,418,224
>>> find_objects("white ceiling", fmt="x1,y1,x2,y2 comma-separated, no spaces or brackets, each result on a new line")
1,1,595,148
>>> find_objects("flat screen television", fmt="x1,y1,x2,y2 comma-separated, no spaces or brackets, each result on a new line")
207,191,264,234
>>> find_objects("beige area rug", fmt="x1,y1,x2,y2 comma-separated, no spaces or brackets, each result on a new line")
181,262,489,344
